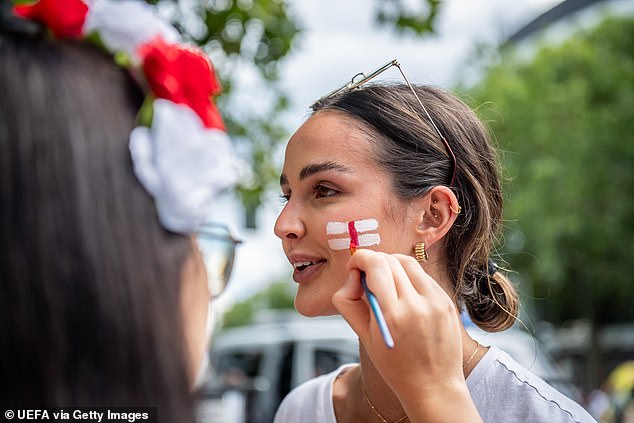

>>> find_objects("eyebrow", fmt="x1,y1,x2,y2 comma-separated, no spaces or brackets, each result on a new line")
279,161,352,186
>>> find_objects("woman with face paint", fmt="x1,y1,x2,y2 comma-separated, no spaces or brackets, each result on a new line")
273,61,595,423
0,2,239,420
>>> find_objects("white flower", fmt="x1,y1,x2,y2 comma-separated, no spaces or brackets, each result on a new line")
84,0,179,61
129,99,238,233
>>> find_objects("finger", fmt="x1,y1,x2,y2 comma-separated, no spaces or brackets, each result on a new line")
395,254,444,297
332,269,372,341
395,255,461,328
385,254,420,299
347,250,399,310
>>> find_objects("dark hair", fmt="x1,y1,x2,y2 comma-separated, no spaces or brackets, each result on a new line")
0,31,197,419
312,84,518,332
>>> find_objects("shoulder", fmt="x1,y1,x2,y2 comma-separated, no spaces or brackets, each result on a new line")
468,346,597,423
273,364,355,423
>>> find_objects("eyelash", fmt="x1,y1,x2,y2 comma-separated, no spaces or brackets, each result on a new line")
313,183,339,199
279,183,338,204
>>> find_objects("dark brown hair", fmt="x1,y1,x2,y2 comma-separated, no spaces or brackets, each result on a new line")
312,84,518,332
0,31,197,419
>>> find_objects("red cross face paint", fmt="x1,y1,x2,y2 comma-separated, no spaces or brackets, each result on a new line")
326,218,381,253
325,217,395,348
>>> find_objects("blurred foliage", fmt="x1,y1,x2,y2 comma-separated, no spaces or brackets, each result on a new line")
222,280,295,328
375,0,442,35
148,0,442,227
466,16,634,325
149,0,300,228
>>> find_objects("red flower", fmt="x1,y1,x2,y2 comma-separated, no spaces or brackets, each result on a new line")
138,36,225,130
14,0,88,39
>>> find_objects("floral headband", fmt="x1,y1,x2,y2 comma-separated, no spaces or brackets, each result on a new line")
12,0,238,234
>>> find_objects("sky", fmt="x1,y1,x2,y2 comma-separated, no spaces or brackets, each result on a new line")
210,0,568,311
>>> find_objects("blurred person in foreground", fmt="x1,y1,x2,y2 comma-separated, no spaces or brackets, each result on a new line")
273,61,596,422
0,0,239,421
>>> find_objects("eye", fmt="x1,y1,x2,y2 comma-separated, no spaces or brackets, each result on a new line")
279,193,290,204
313,183,338,199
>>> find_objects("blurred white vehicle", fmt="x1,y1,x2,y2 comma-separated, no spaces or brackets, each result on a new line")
197,312,357,423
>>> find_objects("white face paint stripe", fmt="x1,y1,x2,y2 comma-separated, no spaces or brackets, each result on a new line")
328,238,352,250
326,221,348,235
327,233,381,250
326,218,378,235
358,233,381,247
354,218,379,233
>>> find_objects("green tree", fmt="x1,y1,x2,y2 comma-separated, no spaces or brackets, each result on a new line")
149,0,444,226
222,280,295,328
149,0,300,227
466,16,634,326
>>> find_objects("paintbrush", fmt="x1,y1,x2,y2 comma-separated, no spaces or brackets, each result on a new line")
327,219,395,349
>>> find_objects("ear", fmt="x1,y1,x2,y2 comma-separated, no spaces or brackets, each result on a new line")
415,186,460,249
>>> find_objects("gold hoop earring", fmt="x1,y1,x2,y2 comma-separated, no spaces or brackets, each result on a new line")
450,203,462,214
414,241,428,263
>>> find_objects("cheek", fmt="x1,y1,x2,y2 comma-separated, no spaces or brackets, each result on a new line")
371,200,416,254
327,249,354,283
372,220,415,255
180,248,210,386
294,250,352,317
328,248,354,274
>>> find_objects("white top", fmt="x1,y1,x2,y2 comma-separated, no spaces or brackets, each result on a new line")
274,346,596,423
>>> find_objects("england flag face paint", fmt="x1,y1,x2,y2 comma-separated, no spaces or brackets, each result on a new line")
326,218,380,252
326,218,395,348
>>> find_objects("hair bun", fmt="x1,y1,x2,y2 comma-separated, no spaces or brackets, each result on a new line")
466,270,518,333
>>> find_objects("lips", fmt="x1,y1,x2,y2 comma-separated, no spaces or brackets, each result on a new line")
288,255,327,284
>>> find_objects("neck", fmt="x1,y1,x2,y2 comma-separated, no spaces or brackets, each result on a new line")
355,326,483,422
358,343,408,422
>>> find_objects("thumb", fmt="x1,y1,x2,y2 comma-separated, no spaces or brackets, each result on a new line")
332,269,371,341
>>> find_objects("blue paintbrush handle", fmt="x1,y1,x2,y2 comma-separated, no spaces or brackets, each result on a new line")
360,271,395,349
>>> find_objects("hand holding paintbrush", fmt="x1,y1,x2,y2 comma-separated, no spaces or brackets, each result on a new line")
326,218,395,349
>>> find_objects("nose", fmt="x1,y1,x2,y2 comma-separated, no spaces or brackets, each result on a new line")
274,200,305,241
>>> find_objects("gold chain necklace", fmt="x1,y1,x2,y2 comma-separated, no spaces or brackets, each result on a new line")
362,343,480,423
463,342,481,370
364,391,408,423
